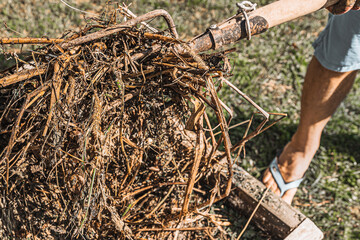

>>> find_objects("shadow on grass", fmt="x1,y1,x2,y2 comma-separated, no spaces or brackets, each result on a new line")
229,116,360,168
320,132,360,163
219,118,360,239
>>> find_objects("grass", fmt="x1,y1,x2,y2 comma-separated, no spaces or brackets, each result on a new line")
1,0,359,239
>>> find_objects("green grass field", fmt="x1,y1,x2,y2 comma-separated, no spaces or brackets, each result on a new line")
1,0,359,239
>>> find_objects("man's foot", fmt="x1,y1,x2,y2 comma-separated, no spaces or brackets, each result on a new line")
262,143,312,205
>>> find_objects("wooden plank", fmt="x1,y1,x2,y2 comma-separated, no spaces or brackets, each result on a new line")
224,164,323,239
285,218,324,240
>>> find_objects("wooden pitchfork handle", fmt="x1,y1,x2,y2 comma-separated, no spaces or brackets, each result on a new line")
188,0,340,53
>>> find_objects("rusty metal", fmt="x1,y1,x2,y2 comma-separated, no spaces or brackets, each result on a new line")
188,14,269,53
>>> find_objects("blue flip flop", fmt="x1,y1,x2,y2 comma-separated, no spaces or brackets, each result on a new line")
269,156,304,197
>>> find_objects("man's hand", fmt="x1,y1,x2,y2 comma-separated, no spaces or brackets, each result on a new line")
327,0,360,15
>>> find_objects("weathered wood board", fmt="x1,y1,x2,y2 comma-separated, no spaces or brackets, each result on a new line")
226,164,323,239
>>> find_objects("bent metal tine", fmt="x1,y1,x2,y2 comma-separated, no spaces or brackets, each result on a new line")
61,9,178,49
221,77,269,120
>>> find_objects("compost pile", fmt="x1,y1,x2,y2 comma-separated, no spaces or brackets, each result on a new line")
0,7,273,240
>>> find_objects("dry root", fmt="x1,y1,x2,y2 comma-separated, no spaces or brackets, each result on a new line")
0,5,283,239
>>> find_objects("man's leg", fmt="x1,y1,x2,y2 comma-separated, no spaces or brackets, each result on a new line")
262,56,357,204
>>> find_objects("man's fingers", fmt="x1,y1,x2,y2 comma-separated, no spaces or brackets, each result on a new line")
353,0,360,10
262,169,271,183
268,181,277,194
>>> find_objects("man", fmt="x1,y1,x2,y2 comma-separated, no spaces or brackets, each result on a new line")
262,0,360,204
